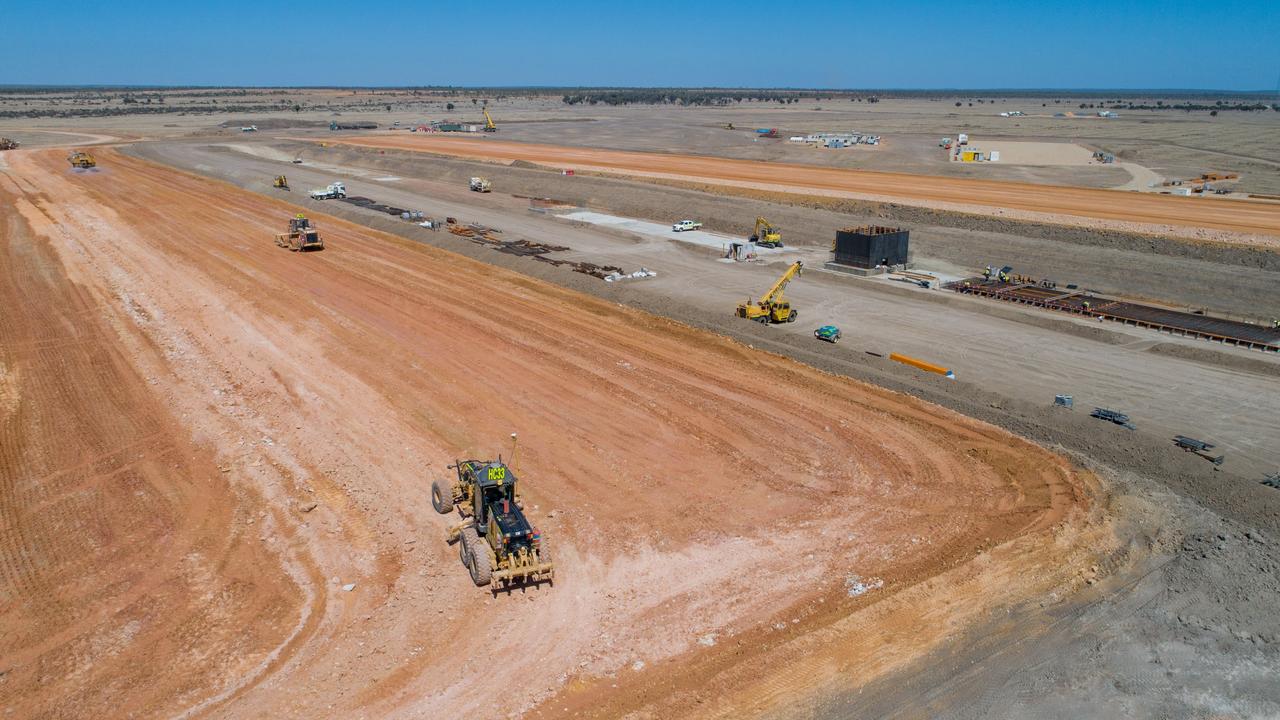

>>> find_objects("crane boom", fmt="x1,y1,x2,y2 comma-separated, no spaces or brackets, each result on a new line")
483,108,497,132
759,261,803,305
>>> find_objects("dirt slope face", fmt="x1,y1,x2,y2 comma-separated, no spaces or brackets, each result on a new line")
2,148,1098,718
0,165,311,718
332,134,1280,242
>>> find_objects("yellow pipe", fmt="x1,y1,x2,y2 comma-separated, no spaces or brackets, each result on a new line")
889,353,955,379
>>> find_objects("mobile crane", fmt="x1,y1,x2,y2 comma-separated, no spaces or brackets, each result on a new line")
749,216,783,248
483,107,497,132
736,260,803,324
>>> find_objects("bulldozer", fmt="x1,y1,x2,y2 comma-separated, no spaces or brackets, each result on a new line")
749,216,783,248
274,213,324,252
736,260,803,324
432,435,554,590
272,175,289,190
67,151,96,169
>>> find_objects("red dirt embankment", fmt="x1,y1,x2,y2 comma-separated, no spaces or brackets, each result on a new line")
333,134,1280,241
0,148,1102,718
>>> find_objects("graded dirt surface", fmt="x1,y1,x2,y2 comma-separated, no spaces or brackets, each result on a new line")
331,134,1280,243
0,148,1099,718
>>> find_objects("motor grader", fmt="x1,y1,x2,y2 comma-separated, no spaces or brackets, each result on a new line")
274,213,324,252
432,438,554,590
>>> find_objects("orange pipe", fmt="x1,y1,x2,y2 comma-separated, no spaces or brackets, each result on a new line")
889,353,955,379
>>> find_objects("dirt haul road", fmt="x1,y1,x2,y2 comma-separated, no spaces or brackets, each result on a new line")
333,135,1280,241
1,148,1103,719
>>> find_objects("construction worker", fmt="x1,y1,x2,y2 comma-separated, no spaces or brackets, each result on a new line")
1082,301,1091,313
1272,319,1279,329
983,266,993,281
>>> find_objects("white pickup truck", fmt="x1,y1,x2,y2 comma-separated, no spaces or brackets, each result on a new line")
671,219,703,232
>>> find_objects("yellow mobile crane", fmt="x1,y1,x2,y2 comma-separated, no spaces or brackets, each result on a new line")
483,107,497,132
736,260,803,324
749,216,783,248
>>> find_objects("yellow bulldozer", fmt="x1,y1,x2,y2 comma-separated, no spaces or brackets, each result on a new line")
272,175,289,190
274,213,324,252
749,216,783,248
67,151,96,169
736,260,803,324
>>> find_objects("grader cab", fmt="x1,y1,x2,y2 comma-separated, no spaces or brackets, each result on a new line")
432,445,554,590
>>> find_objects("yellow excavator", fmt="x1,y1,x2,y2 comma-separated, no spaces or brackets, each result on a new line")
272,175,289,190
736,261,803,324
750,216,783,248
483,107,497,132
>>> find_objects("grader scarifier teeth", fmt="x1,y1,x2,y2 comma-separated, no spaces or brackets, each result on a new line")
491,559,554,588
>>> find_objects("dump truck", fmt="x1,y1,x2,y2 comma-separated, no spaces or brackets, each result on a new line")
274,213,324,252
749,216,783,248
432,438,554,589
309,181,346,200
67,151,96,169
736,260,803,324
272,175,289,190
0,138,18,151
469,177,492,193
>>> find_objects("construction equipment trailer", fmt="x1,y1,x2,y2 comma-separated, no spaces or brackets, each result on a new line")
432,439,554,590
736,260,803,324
67,151,96,169
274,214,324,252
749,216,783,248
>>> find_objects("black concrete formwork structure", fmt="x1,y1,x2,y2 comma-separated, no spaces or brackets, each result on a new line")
833,226,910,269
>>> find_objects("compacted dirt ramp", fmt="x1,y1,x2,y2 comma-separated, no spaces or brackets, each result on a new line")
1,147,1102,718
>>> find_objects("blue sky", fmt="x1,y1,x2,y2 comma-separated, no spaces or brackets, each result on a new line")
2,0,1276,89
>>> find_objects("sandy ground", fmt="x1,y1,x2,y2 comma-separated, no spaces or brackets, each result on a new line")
326,135,1280,244
133,140,1280,478
0,147,1104,718
120,136,1280,718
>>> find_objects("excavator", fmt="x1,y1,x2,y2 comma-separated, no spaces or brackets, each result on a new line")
272,175,289,190
736,260,803,324
483,107,497,132
749,216,783,248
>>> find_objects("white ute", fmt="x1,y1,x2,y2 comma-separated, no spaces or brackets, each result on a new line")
672,219,702,232
309,182,347,200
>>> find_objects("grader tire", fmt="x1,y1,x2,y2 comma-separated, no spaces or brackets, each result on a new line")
463,527,492,586
458,529,472,566
431,480,454,514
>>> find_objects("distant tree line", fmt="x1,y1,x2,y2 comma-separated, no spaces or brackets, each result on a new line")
561,90,809,106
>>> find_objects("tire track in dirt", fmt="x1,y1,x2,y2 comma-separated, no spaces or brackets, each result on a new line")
3,147,1105,719
0,168,308,720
